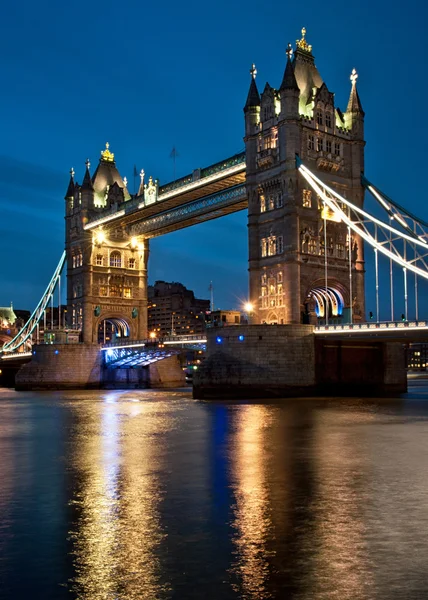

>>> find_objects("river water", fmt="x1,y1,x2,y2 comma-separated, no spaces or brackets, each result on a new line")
1,382,428,599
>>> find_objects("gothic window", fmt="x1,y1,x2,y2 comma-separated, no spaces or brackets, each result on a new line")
317,137,323,152
128,258,136,269
277,283,283,295
309,239,317,254
276,192,283,208
268,236,276,256
334,142,341,156
96,254,103,266
325,113,332,128
100,286,107,296
72,256,76,268
261,286,267,297
303,189,312,208
336,243,345,258
316,111,323,125
272,128,278,148
123,287,132,298
276,236,284,254
260,194,266,213
308,135,315,151
262,298,268,308
278,297,283,306
261,239,268,258
110,284,121,297
261,273,267,285
326,140,332,154
268,195,275,211
110,251,122,268
270,299,276,307
277,272,283,283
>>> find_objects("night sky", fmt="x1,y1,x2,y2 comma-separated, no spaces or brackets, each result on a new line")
1,0,427,317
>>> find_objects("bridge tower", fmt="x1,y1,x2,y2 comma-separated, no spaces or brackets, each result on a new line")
244,29,365,325
64,144,148,344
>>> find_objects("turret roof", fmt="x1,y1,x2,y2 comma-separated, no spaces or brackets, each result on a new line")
244,64,261,112
346,69,364,115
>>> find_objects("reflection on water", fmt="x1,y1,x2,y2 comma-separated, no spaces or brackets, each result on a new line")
2,387,428,599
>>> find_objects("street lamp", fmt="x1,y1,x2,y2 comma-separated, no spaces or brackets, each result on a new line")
149,331,156,340
243,302,254,324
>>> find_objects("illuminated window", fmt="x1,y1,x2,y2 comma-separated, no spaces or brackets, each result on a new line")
308,135,315,151
262,297,268,308
278,297,283,306
110,251,122,268
277,283,283,295
128,258,136,269
261,239,268,257
326,113,332,128
269,283,276,295
317,137,323,152
309,239,317,254
261,273,267,285
316,111,323,125
261,286,267,297
123,287,132,298
268,195,275,210
277,272,283,283
334,142,341,156
270,299,276,307
336,243,345,258
268,236,276,256
303,189,312,208
326,140,332,154
260,194,266,213
110,284,121,297
72,256,76,268
96,254,103,266
100,286,107,296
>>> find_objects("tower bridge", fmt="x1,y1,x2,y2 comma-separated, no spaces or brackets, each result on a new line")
2,28,427,395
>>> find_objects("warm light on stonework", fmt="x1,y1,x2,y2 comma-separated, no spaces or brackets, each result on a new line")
244,302,254,313
130,237,138,249
94,230,106,246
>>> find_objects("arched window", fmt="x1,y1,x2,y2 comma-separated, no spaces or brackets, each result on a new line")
110,251,122,268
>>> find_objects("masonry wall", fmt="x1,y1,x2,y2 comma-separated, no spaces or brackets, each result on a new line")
193,325,407,399
15,344,102,390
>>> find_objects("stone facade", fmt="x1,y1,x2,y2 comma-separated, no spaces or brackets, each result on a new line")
65,145,149,344
193,326,407,399
244,29,365,326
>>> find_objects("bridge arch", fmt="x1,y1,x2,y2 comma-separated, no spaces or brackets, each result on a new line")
304,279,349,323
94,314,133,344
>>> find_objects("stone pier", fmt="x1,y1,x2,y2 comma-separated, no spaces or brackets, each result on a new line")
193,325,407,399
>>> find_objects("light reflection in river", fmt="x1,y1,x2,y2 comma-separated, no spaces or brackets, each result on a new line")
2,387,428,599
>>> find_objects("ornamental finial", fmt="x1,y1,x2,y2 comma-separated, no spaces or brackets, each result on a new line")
85,158,90,169
296,26,312,53
250,63,257,79
140,169,145,181
70,167,75,178
101,141,115,162
123,176,128,188
286,43,293,60
350,68,358,86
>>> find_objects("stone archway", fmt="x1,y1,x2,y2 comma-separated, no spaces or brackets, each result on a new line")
266,312,279,324
95,315,132,344
304,280,349,324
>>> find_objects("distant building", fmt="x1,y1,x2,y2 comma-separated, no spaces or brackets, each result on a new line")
206,310,242,327
407,343,428,371
148,281,210,337
0,303,28,345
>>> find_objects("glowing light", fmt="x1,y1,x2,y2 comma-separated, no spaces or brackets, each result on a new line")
149,332,156,339
55,349,59,355
94,230,106,246
368,185,390,210
130,237,138,249
321,206,341,222
244,302,254,313
216,336,223,344
238,335,245,342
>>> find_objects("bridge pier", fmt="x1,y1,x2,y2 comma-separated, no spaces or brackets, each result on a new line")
193,325,407,399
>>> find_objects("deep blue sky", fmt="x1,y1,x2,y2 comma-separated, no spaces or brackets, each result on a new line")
1,0,427,316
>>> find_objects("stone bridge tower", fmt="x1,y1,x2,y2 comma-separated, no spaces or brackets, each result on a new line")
244,28,365,325
65,144,148,344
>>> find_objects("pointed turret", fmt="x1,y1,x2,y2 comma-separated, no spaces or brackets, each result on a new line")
279,44,300,120
280,45,299,91
81,159,94,190
91,142,131,206
244,64,261,112
345,68,365,140
346,68,364,115
64,168,75,199
138,169,145,197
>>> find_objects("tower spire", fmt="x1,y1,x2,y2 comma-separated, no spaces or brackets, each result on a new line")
64,167,75,199
81,158,94,190
346,68,364,114
280,43,299,91
244,63,261,112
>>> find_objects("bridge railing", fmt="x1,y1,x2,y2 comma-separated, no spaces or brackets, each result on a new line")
101,333,207,350
315,320,428,333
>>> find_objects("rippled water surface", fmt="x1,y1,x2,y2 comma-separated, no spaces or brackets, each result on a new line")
1,382,428,599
